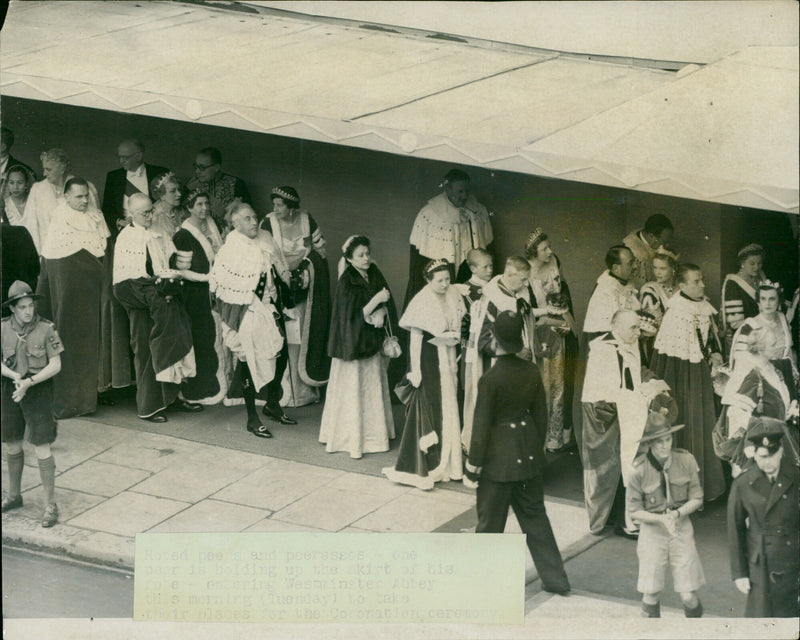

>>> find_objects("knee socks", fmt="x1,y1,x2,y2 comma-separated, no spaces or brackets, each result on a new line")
38,455,56,505
7,450,24,498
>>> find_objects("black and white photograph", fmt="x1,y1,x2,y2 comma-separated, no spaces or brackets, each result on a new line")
1,1,798,638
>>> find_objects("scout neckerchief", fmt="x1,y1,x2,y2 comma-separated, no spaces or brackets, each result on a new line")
8,313,41,376
647,450,672,508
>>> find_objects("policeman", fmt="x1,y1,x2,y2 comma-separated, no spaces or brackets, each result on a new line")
728,416,799,617
1,281,64,527
464,310,570,595
626,410,705,618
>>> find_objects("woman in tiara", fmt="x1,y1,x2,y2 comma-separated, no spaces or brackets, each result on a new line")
319,235,397,458
729,281,797,385
172,190,226,404
713,326,799,475
260,186,331,408
639,247,679,363
524,228,578,453
383,258,466,490
721,243,766,356
149,171,185,259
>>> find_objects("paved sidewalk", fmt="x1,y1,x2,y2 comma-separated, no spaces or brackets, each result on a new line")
2,418,594,576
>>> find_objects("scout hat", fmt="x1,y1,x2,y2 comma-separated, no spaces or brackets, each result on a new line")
491,310,524,353
746,416,784,456
638,409,684,444
2,281,42,308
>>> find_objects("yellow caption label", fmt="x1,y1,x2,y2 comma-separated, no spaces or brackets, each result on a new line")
133,532,525,623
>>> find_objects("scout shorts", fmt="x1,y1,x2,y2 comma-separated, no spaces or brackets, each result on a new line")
636,517,705,594
1,378,57,446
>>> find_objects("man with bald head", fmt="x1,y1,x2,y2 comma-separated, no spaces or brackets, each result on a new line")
113,193,200,422
583,245,641,342
102,138,168,237
581,309,670,537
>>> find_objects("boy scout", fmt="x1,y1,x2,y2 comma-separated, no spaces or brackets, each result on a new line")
1,281,63,527
626,410,705,618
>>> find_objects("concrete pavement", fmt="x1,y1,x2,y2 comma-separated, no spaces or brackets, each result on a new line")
2,406,713,620
1,416,593,569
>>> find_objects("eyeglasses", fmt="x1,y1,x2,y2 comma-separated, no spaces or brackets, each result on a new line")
193,162,216,171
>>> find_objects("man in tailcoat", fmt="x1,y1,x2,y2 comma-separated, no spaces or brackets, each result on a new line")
463,310,570,595
727,416,799,618
102,138,168,236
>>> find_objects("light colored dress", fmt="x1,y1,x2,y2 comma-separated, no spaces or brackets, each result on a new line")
319,263,396,459
528,258,571,450
383,284,466,490
150,200,183,261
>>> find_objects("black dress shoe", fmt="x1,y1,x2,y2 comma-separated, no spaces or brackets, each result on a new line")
247,423,273,439
262,404,296,425
170,399,203,413
97,393,116,406
542,585,571,596
142,413,168,423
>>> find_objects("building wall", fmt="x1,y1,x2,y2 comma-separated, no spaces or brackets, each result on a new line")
4,97,794,330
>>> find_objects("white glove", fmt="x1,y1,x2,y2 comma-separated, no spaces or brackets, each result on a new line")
734,577,751,594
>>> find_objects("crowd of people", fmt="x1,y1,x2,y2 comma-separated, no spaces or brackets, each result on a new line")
1,128,798,618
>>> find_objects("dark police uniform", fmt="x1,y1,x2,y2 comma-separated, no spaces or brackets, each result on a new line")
728,456,799,617
1,314,63,445
466,354,570,593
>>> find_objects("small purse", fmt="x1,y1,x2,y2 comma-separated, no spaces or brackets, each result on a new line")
381,314,402,359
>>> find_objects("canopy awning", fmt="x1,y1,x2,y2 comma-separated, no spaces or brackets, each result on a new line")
2,0,797,212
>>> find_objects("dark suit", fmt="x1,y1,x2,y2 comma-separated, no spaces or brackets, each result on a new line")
467,354,570,592
102,164,168,236
1,223,40,317
728,457,799,617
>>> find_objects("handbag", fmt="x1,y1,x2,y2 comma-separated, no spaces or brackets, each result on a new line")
381,314,402,359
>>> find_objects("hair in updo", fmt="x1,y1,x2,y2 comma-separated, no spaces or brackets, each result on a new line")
149,171,180,201
271,186,300,210
652,247,679,272
184,189,210,210
736,243,765,268
344,235,370,259
757,281,784,305
40,148,70,170
342,236,369,260
524,228,549,259
424,258,451,281
6,165,34,191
